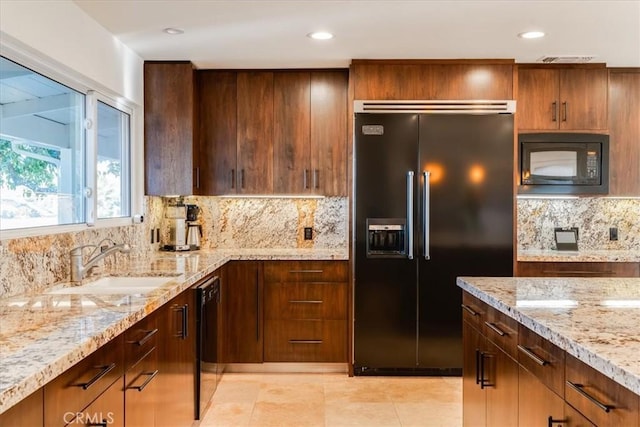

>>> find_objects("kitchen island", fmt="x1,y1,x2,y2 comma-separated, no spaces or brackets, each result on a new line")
0,248,347,416
458,276,640,426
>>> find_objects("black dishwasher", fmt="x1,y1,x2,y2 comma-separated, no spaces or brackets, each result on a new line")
195,275,220,419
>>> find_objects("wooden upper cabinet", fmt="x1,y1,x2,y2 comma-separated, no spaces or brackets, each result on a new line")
517,66,608,131
144,61,195,196
351,61,513,100
608,70,640,196
273,72,311,193
198,71,237,195
311,70,348,196
237,71,274,194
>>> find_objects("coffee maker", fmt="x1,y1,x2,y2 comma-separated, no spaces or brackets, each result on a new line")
163,203,190,251
186,204,202,250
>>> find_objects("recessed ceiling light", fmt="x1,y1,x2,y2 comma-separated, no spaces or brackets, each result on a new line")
307,31,334,40
518,31,545,39
163,28,184,35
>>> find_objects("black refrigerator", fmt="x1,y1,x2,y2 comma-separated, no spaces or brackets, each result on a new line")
354,108,514,375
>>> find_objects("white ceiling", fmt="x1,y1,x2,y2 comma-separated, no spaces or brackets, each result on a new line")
74,0,640,69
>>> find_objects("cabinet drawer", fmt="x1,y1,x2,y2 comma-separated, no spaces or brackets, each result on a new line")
44,334,124,426
461,292,487,331
565,354,639,427
483,305,518,360
264,319,347,362
265,282,347,320
124,313,158,370
125,347,158,427
518,325,565,397
70,377,124,427
263,261,348,282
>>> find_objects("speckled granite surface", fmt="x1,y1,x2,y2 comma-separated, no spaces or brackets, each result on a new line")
0,248,347,414
457,276,640,396
518,249,640,262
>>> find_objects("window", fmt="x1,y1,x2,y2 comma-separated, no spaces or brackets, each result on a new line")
0,55,133,232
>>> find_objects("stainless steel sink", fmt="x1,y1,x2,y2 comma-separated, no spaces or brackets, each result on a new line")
46,275,179,295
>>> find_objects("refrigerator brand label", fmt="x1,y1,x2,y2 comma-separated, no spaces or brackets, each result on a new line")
362,125,384,135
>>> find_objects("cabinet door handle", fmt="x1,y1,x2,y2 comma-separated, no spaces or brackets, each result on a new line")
289,340,323,344
304,169,310,189
288,270,323,274
552,101,557,122
241,169,246,189
542,270,614,276
548,416,567,427
484,321,507,337
480,352,494,389
314,169,319,189
562,102,568,122
194,167,200,189
256,268,260,341
130,370,159,392
182,305,188,339
79,363,116,390
517,345,549,366
231,169,236,189
475,349,481,385
566,381,614,413
289,300,323,304
86,422,108,427
135,328,158,346
461,304,479,317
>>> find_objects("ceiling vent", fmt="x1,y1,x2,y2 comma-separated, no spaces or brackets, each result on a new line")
538,55,596,64
354,100,516,114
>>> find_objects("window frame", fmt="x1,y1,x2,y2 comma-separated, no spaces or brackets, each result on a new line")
0,42,141,239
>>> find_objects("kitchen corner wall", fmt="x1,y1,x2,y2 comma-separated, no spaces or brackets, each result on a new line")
517,197,640,251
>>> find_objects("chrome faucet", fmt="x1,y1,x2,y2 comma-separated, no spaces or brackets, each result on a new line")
70,239,131,282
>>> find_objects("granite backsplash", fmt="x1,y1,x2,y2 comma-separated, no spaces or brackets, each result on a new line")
0,196,348,298
517,197,640,251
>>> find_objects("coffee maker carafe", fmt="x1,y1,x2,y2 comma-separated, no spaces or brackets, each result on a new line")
186,204,202,250
164,204,190,251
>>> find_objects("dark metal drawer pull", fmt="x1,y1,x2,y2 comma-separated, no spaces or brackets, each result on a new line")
542,270,614,275
288,270,324,274
548,416,567,427
566,381,614,413
80,363,116,390
136,328,158,346
131,370,159,392
461,304,479,316
518,345,549,366
484,321,506,337
289,300,323,304
289,340,323,344
87,422,108,427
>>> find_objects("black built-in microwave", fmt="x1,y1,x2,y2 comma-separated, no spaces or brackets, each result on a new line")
519,133,609,195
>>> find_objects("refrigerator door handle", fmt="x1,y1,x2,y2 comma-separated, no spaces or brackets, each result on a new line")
407,171,414,260
423,171,431,260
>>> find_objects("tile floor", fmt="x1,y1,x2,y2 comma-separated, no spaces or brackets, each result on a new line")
198,373,462,427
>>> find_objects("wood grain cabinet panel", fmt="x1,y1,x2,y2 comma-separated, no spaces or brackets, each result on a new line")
608,70,640,196
264,282,347,320
273,72,311,193
44,335,124,427
485,340,519,427
462,319,487,427
310,70,348,196
264,319,347,362
518,366,565,427
517,261,640,278
237,71,274,194
0,389,43,427
197,71,237,195
518,66,608,131
144,61,196,196
220,261,264,363
263,260,348,282
565,353,639,427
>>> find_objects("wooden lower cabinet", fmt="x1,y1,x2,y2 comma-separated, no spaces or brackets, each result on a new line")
517,261,640,278
156,288,196,426
564,403,596,427
220,261,264,363
485,340,519,427
462,320,486,427
0,389,43,426
519,366,564,427
73,379,124,427
125,346,158,426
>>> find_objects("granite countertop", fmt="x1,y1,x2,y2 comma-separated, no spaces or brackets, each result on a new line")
457,276,640,395
518,249,640,262
0,248,348,414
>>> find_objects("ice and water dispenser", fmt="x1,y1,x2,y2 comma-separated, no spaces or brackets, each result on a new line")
366,218,407,258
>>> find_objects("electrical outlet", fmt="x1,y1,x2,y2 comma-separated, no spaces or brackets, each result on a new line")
304,227,313,240
609,227,618,241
